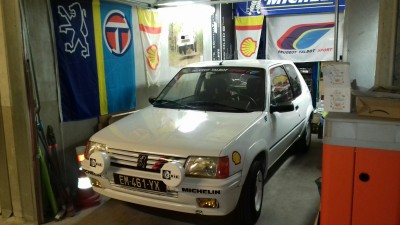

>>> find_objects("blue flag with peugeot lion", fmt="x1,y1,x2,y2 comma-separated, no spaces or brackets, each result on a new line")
51,0,136,121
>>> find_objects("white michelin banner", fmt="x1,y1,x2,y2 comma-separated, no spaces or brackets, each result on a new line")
266,13,344,63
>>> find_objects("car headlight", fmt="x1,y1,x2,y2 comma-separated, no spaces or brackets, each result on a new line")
185,156,229,179
84,141,107,159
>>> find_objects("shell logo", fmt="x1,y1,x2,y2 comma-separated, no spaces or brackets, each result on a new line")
240,37,257,57
232,151,241,165
273,75,288,85
146,44,159,70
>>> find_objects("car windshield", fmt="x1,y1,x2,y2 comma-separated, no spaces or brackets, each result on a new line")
153,66,266,112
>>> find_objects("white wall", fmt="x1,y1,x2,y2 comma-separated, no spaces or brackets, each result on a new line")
343,0,379,88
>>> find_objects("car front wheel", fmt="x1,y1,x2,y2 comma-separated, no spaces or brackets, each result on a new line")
296,118,311,153
236,160,264,225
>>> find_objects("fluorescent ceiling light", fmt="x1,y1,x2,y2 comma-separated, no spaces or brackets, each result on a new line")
157,1,195,7
158,4,215,21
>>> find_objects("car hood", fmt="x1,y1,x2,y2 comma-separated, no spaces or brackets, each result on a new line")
91,106,262,157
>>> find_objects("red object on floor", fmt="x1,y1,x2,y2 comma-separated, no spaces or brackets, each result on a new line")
76,147,101,209
77,188,101,209
76,171,101,209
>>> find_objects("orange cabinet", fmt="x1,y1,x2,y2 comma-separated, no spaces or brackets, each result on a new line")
320,112,400,225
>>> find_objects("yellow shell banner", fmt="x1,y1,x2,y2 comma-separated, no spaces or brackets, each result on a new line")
235,15,264,59
138,8,162,86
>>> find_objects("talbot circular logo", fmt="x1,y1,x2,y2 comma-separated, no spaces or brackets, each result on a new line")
103,10,131,55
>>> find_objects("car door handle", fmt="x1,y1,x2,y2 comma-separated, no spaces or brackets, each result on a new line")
295,105,299,110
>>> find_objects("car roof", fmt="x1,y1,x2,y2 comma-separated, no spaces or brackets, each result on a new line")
185,59,294,69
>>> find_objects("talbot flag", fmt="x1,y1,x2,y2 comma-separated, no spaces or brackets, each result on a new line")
138,8,162,86
51,0,136,121
266,13,344,62
235,15,264,59
97,1,136,114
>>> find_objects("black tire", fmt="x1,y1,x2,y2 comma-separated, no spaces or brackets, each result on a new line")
296,119,311,153
236,160,264,225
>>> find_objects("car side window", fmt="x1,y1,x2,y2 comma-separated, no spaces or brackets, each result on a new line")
270,66,293,105
284,64,302,98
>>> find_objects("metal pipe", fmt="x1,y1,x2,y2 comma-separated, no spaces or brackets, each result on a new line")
334,0,339,61
19,0,42,222
218,4,223,60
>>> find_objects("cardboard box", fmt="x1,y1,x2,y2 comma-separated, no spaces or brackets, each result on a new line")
354,86,400,119
321,62,351,113
321,62,350,88
324,87,351,112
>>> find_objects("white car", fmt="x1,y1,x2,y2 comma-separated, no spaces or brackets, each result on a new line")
177,30,196,55
82,60,313,224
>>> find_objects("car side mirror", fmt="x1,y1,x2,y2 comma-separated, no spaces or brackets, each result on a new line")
270,103,295,113
149,96,157,105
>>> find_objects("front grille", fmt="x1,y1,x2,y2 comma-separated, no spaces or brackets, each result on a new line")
107,148,186,173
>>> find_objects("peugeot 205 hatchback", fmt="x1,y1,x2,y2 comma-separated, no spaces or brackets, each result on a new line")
81,60,314,225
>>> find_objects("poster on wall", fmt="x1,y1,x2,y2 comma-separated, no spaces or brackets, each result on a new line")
168,22,203,67
51,0,136,121
211,4,235,61
266,13,344,62
221,4,235,60
211,5,221,61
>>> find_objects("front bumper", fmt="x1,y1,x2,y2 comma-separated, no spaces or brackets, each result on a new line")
81,160,242,216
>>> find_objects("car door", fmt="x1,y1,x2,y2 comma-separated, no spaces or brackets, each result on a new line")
283,63,309,126
267,65,301,167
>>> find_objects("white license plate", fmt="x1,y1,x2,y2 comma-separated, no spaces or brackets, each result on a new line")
113,173,167,192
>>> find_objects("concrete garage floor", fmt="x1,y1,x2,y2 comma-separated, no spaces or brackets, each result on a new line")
1,134,322,225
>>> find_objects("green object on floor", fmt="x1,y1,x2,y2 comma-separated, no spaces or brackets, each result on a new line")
38,145,58,216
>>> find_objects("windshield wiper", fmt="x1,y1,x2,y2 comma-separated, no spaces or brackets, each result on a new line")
188,101,251,112
153,99,194,109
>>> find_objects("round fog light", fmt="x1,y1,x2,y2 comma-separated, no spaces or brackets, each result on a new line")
89,177,102,188
196,198,219,208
